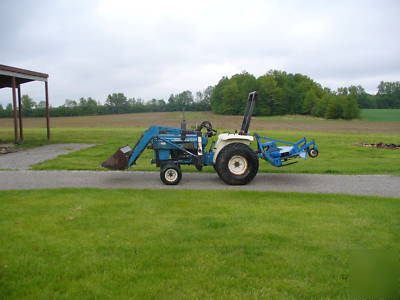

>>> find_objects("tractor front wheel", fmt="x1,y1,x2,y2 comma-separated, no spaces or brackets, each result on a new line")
308,148,319,158
160,163,182,185
215,143,259,185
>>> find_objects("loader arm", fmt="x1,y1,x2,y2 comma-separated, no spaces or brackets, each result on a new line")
127,126,182,167
127,126,158,167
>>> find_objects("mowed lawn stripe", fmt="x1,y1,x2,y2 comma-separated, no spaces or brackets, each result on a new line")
1,189,399,299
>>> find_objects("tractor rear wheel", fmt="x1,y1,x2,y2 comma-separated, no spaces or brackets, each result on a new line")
160,163,182,185
215,143,259,185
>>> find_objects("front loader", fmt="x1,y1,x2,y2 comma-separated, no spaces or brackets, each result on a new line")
102,91,319,185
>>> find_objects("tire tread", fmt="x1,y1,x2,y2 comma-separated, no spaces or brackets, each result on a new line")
215,143,259,185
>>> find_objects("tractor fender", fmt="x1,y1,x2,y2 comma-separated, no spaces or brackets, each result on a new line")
213,133,254,164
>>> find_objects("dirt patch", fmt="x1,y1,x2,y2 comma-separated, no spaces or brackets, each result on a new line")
0,112,399,133
0,144,20,154
356,142,400,150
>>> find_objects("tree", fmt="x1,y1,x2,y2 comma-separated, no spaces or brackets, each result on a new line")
342,94,360,119
21,95,36,116
377,81,400,95
209,69,366,120
211,70,330,117
195,91,203,103
256,74,278,115
87,97,97,107
311,94,329,117
79,97,98,115
221,81,241,114
105,93,128,113
210,72,257,115
157,99,166,106
301,89,318,115
202,86,213,107
193,87,213,111
64,99,77,107
36,101,46,109
5,103,13,117
230,72,258,114
167,94,177,111
343,85,371,109
211,77,230,114
325,96,342,119
176,91,194,108
376,81,400,108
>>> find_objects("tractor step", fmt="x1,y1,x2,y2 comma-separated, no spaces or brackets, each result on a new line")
101,146,132,170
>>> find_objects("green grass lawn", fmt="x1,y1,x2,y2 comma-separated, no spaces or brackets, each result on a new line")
1,127,399,175
360,109,400,122
1,189,398,299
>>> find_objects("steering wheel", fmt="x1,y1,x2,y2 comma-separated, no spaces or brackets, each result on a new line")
197,121,217,137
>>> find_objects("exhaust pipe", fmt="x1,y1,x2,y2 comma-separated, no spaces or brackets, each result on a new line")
101,146,132,170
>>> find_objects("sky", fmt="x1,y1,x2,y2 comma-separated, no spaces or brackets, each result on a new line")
0,0,399,106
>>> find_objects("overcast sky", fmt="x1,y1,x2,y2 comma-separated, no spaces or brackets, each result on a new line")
1,0,399,106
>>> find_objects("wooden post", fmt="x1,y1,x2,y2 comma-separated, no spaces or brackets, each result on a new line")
11,76,19,144
17,85,23,141
45,81,50,140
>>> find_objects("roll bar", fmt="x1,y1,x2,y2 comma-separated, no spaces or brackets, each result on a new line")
239,91,257,135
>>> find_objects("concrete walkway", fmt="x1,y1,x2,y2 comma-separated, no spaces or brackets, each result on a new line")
0,170,399,198
0,144,95,170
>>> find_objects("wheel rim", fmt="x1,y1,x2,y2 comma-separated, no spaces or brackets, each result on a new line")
228,155,248,175
165,169,178,182
310,149,317,157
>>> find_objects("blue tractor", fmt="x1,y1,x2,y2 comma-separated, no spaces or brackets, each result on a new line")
102,91,319,185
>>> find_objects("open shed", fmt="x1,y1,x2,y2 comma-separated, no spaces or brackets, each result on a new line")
0,64,50,143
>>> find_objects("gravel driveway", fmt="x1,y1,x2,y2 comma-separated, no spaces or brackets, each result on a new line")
0,170,398,198
0,143,398,197
0,144,95,170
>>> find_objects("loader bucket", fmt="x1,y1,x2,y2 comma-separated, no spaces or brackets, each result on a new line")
101,146,132,170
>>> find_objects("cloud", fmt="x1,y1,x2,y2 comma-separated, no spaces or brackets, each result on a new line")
0,0,399,106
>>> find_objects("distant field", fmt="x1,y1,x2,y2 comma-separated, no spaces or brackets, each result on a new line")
1,188,399,299
0,111,399,133
361,109,400,122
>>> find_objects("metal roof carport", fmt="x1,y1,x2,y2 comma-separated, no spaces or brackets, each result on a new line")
0,64,50,143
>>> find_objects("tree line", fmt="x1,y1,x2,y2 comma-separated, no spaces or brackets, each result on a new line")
212,71,359,119
0,87,213,118
356,81,400,109
0,70,398,119
211,71,399,120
